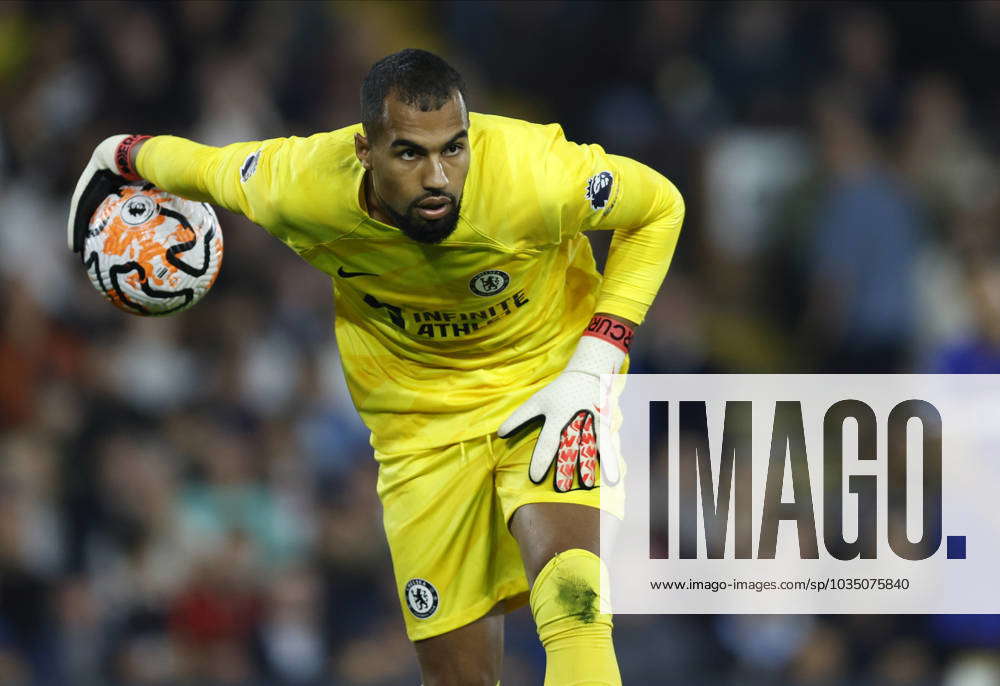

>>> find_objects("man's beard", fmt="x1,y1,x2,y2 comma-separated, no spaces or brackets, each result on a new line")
384,192,461,245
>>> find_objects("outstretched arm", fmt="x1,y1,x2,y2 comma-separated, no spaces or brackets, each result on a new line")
68,134,275,245
68,133,294,254
134,135,283,225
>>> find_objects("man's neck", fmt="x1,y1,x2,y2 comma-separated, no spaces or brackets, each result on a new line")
362,172,393,226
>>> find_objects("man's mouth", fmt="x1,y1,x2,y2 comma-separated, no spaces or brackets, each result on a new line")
415,197,452,220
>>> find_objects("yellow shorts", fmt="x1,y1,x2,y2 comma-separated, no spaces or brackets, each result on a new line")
376,428,624,641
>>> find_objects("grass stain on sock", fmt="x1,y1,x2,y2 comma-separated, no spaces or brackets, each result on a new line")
556,576,598,623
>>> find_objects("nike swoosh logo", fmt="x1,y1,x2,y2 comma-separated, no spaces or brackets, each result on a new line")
337,266,379,278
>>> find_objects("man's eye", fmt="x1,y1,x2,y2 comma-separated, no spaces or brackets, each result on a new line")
444,143,462,156
400,150,417,160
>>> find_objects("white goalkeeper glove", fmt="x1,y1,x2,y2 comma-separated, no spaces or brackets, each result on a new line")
498,315,633,492
67,134,150,252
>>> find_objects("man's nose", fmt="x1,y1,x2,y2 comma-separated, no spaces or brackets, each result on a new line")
423,156,448,190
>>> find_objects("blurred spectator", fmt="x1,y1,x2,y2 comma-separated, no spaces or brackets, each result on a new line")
943,651,1000,686
831,7,901,135
935,261,1000,373
168,533,263,684
801,86,920,372
868,638,938,686
786,624,851,686
715,615,815,679
259,566,326,685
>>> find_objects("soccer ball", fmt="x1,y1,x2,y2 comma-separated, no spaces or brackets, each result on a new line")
82,183,223,316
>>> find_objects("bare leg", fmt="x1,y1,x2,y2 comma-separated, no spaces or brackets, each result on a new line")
509,502,600,582
510,502,621,686
414,602,505,686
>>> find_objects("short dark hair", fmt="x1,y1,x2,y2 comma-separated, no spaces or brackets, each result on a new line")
360,49,467,141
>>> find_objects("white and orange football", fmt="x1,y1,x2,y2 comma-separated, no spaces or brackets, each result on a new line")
82,184,223,315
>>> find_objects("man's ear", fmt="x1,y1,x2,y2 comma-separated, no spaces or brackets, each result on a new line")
355,132,371,170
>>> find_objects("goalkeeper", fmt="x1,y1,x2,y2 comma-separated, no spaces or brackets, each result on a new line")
68,49,683,685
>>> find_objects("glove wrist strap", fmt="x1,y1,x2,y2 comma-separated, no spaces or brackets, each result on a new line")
581,314,633,355
115,134,151,181
567,322,629,377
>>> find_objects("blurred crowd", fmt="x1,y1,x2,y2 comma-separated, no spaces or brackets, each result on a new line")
1,1,999,684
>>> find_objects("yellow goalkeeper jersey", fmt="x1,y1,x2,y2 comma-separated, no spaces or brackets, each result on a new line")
137,113,683,454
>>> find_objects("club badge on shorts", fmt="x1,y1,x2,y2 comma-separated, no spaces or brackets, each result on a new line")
405,578,439,619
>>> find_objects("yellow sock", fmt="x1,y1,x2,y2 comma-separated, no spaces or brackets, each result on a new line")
529,549,622,686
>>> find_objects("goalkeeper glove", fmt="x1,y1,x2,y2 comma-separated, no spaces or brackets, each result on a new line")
67,134,150,252
498,314,632,492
